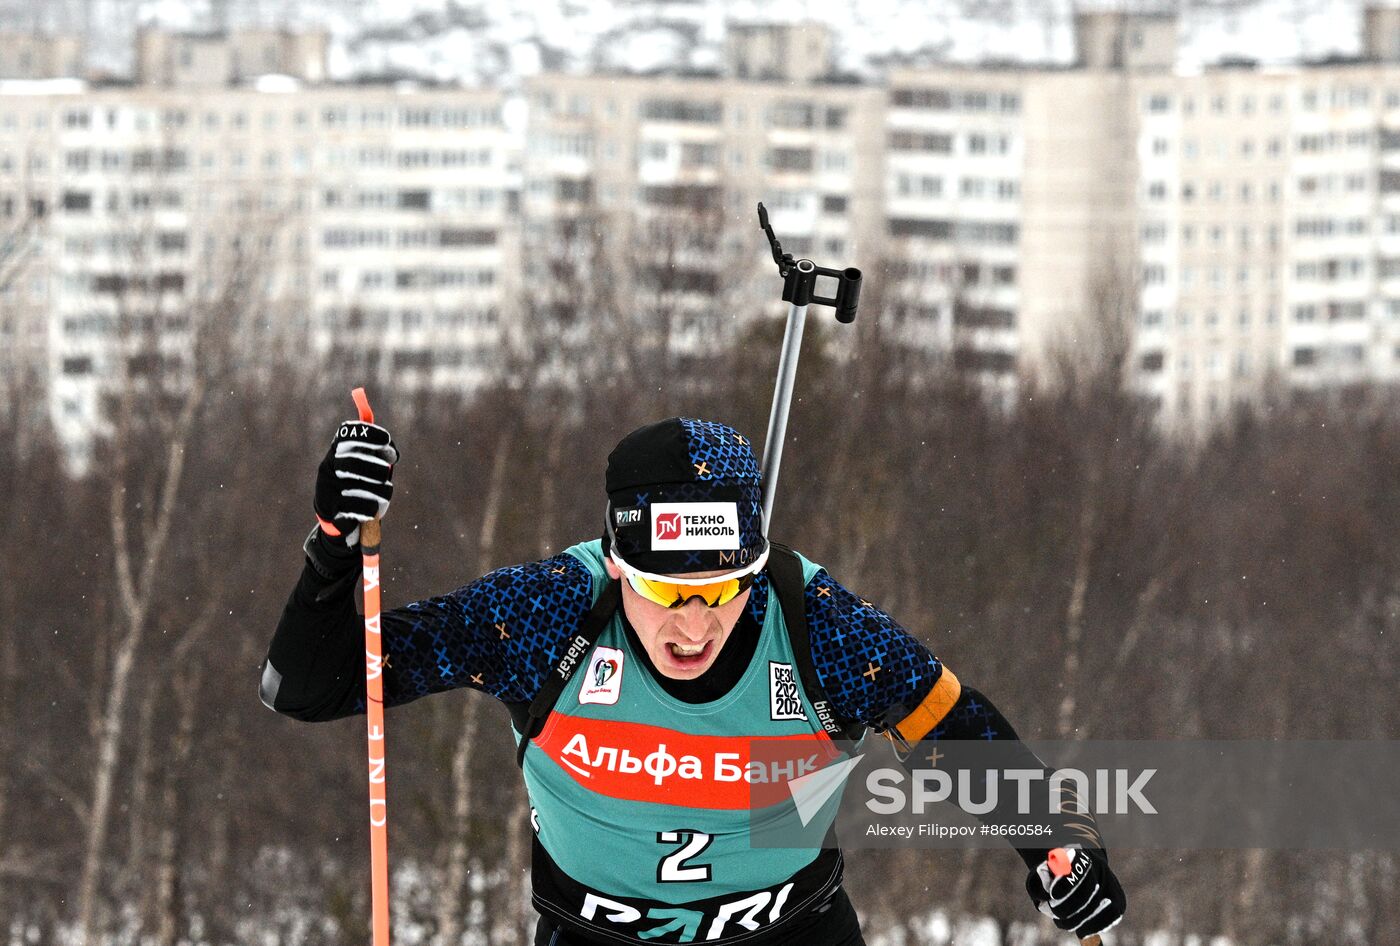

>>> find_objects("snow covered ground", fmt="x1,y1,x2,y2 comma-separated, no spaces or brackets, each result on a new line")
0,0,1373,87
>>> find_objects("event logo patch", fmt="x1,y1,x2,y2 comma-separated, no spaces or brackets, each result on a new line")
769,662,808,721
650,502,740,551
579,646,625,705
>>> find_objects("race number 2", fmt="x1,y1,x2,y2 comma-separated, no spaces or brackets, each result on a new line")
656,829,713,883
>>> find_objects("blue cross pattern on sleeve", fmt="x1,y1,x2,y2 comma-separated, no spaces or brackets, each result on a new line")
927,691,1007,742
802,569,944,727
375,552,597,706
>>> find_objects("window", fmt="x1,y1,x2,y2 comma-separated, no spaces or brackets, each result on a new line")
1327,301,1366,321
953,302,1014,328
888,131,952,153
438,228,496,247
889,218,951,239
768,147,814,172
61,191,92,213
681,143,719,167
822,194,848,214
640,98,721,123
892,88,952,110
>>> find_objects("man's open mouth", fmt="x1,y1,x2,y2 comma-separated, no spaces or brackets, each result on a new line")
665,640,713,666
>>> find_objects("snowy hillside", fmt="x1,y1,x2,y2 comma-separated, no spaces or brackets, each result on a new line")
0,0,1368,86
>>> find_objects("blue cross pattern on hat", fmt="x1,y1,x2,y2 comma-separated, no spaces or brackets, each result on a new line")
605,417,767,574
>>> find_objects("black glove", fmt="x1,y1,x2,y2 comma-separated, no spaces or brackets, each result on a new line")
1026,846,1126,938
313,419,399,547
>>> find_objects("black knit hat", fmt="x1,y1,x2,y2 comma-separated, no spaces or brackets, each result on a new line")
604,417,767,575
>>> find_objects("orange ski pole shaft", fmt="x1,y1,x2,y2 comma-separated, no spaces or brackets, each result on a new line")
1047,848,1102,946
352,386,391,946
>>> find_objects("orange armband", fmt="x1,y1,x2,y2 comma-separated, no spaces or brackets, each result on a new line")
893,667,962,744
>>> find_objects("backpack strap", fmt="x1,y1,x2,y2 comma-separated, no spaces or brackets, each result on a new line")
766,542,866,743
515,578,621,768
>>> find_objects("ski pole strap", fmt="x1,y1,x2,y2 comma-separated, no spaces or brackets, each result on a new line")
766,543,866,743
516,578,622,767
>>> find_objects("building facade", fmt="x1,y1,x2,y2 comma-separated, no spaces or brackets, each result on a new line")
14,14,1400,448
0,75,515,457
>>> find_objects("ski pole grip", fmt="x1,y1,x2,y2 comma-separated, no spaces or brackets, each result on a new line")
350,387,382,551
1047,848,1103,946
352,386,375,424
1047,847,1074,877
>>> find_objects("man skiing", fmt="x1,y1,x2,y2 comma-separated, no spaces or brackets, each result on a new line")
261,415,1127,945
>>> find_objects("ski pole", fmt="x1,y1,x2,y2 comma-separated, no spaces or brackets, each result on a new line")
352,386,392,946
1047,847,1102,946
755,203,862,534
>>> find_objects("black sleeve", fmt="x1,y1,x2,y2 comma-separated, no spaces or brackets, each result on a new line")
900,685,1105,872
797,568,1100,870
260,529,601,722
259,533,366,722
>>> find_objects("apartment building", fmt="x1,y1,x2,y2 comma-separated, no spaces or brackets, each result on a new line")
885,14,1161,405
17,13,1400,446
1131,62,1400,424
0,63,515,458
886,8,1400,426
135,27,329,87
522,22,885,358
0,33,83,81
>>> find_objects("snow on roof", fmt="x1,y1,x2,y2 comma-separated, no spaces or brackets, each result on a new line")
0,78,87,95
252,74,302,93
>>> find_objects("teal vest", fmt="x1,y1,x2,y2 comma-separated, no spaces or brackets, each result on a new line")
520,539,853,942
